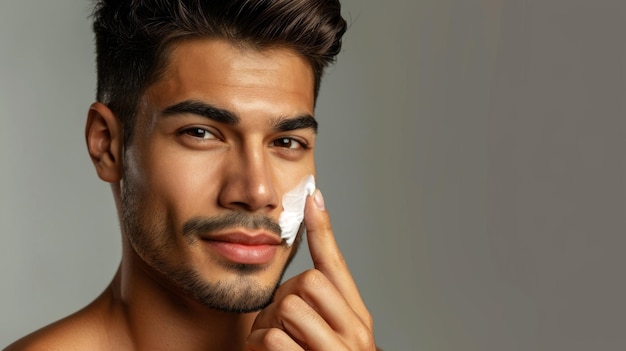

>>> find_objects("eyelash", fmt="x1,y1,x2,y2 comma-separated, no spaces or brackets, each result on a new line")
272,137,309,150
178,127,219,140
178,127,309,152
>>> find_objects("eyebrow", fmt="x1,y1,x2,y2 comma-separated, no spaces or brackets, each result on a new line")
161,99,318,133
161,100,239,125
273,114,318,134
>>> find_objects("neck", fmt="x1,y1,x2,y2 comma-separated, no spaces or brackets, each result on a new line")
100,244,258,351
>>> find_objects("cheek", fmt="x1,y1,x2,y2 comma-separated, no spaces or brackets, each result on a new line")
138,150,225,221
274,153,316,181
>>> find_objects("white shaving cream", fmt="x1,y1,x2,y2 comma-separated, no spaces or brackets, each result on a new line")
279,174,316,246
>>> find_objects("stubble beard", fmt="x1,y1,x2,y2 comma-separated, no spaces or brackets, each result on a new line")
120,177,302,313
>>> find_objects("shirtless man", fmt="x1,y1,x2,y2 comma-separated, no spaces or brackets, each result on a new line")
5,0,377,350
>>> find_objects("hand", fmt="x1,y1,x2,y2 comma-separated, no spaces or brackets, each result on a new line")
247,190,377,350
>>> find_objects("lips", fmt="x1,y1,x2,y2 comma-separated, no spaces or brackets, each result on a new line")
200,231,282,265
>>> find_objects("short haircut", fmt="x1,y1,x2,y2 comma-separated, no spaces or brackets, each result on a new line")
92,0,347,146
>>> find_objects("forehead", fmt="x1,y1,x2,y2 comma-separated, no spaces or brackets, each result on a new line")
144,39,315,116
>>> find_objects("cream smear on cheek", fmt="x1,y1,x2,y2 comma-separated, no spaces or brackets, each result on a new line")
279,175,316,246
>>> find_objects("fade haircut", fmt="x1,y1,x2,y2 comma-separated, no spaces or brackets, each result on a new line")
92,0,347,147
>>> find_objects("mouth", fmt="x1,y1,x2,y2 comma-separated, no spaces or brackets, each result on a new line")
200,231,283,265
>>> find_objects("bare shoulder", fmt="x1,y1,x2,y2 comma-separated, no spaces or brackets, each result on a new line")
3,291,119,351
3,309,107,351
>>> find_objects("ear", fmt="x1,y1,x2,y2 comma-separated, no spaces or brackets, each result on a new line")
85,102,124,183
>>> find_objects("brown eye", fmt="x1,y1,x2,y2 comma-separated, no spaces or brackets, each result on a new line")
183,127,217,140
273,137,304,149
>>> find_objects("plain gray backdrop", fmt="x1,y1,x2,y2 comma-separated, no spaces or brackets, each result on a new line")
2,1,625,350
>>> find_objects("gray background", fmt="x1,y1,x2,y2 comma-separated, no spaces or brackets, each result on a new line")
1,1,625,350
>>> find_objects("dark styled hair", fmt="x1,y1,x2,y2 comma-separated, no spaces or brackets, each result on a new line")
92,0,347,146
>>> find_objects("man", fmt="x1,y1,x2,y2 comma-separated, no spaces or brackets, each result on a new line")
5,0,377,350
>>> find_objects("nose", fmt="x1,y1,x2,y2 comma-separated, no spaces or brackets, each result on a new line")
218,145,279,213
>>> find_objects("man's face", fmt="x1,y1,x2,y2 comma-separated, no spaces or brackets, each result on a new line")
120,39,316,312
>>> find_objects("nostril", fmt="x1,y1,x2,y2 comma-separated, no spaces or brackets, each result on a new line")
230,201,254,212
226,200,277,213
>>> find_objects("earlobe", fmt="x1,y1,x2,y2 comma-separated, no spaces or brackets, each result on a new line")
85,102,124,183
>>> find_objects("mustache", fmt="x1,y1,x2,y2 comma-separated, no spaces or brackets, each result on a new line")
182,212,282,239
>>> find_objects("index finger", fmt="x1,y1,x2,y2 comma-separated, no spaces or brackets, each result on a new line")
304,189,370,324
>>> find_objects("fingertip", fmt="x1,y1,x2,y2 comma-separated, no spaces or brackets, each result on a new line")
304,189,334,244
304,189,329,226
313,189,326,211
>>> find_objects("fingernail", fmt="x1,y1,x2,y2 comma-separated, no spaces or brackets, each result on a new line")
314,190,326,211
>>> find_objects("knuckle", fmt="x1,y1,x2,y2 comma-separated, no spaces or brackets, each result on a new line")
278,293,304,315
320,250,347,270
261,328,287,348
353,323,376,350
321,219,333,232
299,269,327,289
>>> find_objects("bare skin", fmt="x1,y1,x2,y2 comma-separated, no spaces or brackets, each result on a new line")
5,39,375,351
